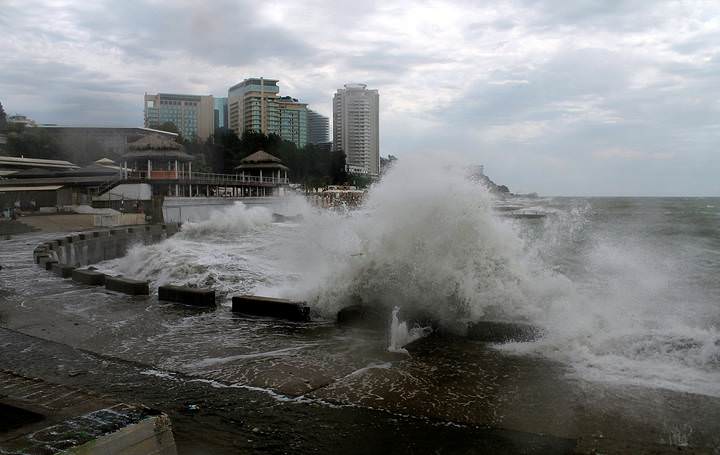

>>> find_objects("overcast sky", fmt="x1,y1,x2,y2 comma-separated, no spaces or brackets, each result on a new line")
1,0,719,196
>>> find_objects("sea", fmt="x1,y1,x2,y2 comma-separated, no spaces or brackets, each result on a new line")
1,157,719,450
92,159,720,398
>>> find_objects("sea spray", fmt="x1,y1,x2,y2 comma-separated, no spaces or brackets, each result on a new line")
179,202,274,239
279,155,571,326
97,202,284,291
388,306,432,354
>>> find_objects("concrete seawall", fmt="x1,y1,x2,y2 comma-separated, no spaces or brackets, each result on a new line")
34,223,180,268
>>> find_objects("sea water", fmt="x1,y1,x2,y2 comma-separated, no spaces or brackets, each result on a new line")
98,155,720,397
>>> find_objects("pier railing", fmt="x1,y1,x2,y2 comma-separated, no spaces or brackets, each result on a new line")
125,170,289,185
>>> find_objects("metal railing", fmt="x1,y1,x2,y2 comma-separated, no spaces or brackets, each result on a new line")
125,170,288,185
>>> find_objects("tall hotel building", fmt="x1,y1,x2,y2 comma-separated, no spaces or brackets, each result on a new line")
333,83,379,176
227,78,309,149
307,109,329,145
144,93,214,140
228,78,280,136
278,96,308,148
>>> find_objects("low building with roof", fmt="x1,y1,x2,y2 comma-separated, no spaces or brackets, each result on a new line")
0,156,80,178
0,159,120,210
120,135,196,199
122,135,195,180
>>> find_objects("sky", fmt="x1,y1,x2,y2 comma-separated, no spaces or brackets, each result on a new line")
1,0,719,196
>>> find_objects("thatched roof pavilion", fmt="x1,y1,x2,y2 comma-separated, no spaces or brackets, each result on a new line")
121,134,194,179
235,151,288,171
122,135,194,162
234,150,288,182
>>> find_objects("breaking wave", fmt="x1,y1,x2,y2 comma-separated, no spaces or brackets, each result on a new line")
277,157,572,326
98,154,720,396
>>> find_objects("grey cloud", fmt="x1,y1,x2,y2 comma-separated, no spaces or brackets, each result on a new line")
519,0,666,31
0,59,142,125
440,48,635,125
69,0,317,67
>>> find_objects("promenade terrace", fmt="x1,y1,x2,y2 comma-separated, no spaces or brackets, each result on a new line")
120,137,288,198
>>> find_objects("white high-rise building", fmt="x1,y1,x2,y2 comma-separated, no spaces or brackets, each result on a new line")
333,83,379,177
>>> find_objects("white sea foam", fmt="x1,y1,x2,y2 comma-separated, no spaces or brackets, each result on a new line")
186,345,311,369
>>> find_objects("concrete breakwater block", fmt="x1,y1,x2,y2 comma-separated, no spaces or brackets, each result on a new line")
159,285,215,307
72,269,106,286
466,320,541,343
164,223,180,236
105,276,150,295
50,263,75,278
39,257,57,270
231,295,310,321
34,250,49,264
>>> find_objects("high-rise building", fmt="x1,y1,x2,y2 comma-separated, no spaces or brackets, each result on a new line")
144,93,214,141
213,97,228,131
307,109,329,145
278,96,308,148
227,78,280,136
333,83,379,176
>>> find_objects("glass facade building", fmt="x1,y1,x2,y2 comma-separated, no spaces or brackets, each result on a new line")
228,78,281,136
214,97,228,130
226,78,315,148
278,97,308,148
307,109,329,145
144,93,214,141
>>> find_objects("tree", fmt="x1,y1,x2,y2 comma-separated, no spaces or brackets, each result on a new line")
207,129,350,187
348,173,372,189
0,101,6,132
6,128,62,160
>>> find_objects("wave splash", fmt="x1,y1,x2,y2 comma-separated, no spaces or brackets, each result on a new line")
276,155,720,395
281,157,571,326
99,154,720,396
179,202,274,239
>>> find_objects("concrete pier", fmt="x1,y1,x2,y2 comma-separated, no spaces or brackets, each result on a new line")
0,370,177,454
231,295,310,321
105,276,150,295
158,285,216,307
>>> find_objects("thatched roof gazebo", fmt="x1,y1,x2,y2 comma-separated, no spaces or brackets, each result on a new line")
234,151,288,183
121,135,194,180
